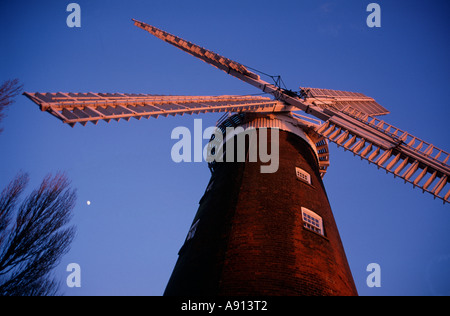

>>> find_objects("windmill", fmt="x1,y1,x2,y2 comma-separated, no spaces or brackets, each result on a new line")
24,19,450,296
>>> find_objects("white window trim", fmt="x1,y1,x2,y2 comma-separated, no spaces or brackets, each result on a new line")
301,207,324,236
296,167,311,185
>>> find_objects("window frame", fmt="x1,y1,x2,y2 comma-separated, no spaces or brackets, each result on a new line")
295,167,312,185
186,219,200,241
301,207,324,236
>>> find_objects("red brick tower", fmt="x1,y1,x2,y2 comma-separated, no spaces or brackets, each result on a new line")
164,113,358,296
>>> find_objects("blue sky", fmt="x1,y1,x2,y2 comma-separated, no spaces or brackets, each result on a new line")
1,0,449,296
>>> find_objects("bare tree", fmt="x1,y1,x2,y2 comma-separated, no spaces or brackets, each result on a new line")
0,172,76,296
0,79,23,133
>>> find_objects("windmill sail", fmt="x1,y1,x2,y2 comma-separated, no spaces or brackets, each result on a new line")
300,87,390,117
24,92,286,127
132,19,261,81
313,106,450,203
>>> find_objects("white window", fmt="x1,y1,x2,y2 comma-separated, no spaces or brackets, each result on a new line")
301,207,324,236
186,219,200,241
296,167,311,185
